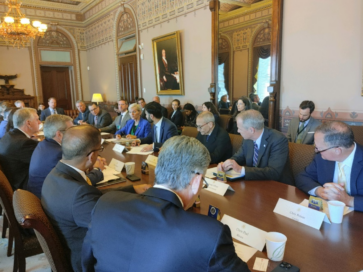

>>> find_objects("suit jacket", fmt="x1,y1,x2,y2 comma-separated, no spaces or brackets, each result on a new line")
40,107,66,121
170,109,183,127
296,143,363,212
87,109,113,129
41,162,135,272
140,118,178,149
231,127,294,185
0,119,8,139
251,102,260,111
161,105,168,119
28,138,103,199
74,108,90,125
196,124,232,164
100,111,131,133
286,117,321,145
82,188,250,272
0,128,38,190
115,118,151,138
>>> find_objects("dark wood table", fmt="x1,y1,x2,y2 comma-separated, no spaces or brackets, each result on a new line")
101,141,363,272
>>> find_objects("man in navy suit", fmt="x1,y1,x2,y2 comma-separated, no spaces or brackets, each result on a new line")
73,100,90,125
296,121,363,212
28,115,104,199
218,110,294,185
40,97,65,121
0,108,40,190
133,101,178,152
41,126,151,272
82,136,250,272
196,111,232,164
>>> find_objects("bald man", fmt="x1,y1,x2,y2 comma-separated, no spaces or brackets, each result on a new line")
152,96,168,119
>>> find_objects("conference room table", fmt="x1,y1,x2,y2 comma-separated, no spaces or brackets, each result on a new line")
99,140,363,272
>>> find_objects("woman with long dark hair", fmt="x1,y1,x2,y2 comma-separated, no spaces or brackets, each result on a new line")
227,96,251,134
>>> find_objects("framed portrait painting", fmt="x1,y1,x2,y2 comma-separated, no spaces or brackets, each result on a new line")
152,31,184,95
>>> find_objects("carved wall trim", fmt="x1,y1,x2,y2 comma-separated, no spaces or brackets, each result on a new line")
219,33,233,100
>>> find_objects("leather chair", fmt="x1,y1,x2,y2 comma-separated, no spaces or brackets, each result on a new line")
229,133,243,155
219,114,232,130
64,109,79,119
288,142,315,179
0,171,43,272
13,189,72,272
181,127,198,138
351,125,363,146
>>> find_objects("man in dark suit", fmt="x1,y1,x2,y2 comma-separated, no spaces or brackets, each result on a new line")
100,99,130,133
218,110,294,185
296,121,363,211
133,101,178,152
73,100,90,125
82,136,250,272
249,93,260,111
0,108,40,190
153,95,168,118
196,111,232,164
40,97,65,121
86,102,112,129
137,98,147,120
286,100,321,145
28,115,104,199
158,49,179,90
41,125,151,272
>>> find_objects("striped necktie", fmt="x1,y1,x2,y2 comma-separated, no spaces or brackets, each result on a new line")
253,142,258,167
94,115,98,125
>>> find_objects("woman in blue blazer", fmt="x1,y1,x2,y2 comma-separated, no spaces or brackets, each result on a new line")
115,103,151,139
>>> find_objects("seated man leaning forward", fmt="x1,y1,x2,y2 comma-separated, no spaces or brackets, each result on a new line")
82,136,250,272
115,103,151,139
41,125,150,272
196,111,232,164
132,101,178,152
28,114,105,199
84,102,113,129
296,121,363,212
217,110,294,185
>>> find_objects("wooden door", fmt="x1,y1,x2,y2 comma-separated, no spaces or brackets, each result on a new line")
119,55,138,103
40,66,72,110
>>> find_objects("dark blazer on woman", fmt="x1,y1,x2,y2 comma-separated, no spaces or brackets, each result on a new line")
115,118,151,139
170,109,183,127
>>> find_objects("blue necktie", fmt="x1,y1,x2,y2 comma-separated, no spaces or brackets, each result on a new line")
206,135,210,142
253,142,258,167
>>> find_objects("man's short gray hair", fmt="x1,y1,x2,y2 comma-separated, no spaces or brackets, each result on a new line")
236,110,264,130
129,103,141,112
75,100,85,105
197,111,215,124
155,136,211,190
13,108,37,128
315,121,354,148
44,114,73,139
14,100,24,107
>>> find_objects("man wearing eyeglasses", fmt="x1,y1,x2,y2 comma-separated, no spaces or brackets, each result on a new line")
41,126,151,272
83,102,112,128
196,111,232,164
296,121,363,211
82,136,250,272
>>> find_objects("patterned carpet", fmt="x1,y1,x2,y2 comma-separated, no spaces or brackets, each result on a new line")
0,215,51,272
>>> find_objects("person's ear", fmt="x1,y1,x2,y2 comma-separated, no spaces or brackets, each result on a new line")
191,174,202,195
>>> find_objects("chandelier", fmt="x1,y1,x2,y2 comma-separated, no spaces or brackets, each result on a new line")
0,0,48,48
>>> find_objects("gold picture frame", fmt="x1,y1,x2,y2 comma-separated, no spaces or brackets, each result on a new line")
152,31,184,95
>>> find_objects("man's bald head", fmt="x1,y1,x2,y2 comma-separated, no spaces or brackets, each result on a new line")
315,121,354,149
153,96,160,104
62,126,101,160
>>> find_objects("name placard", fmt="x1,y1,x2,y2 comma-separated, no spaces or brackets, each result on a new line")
221,214,267,251
273,198,327,230
108,158,124,172
113,144,125,153
204,178,234,196
145,155,158,167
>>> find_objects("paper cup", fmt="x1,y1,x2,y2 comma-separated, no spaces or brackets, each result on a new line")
125,162,135,175
265,232,287,261
328,200,345,224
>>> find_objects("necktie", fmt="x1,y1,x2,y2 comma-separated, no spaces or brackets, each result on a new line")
94,115,98,126
81,112,84,119
171,111,176,118
296,121,305,144
337,162,347,191
86,176,92,186
253,142,258,167
119,114,123,125
206,134,210,142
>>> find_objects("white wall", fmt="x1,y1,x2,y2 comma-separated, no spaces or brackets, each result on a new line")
281,0,363,112
139,7,211,107
0,46,34,96
79,50,91,101
86,41,118,102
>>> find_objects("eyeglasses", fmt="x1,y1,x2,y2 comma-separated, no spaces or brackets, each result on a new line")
314,145,339,154
196,123,209,130
86,146,104,157
89,107,98,112
191,171,209,188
